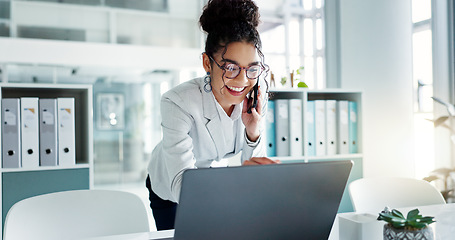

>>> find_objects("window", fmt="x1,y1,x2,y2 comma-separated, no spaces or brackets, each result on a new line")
412,0,434,179
259,0,325,89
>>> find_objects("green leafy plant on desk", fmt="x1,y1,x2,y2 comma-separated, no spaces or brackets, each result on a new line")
377,207,435,240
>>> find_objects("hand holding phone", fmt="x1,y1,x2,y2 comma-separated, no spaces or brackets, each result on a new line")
247,82,259,114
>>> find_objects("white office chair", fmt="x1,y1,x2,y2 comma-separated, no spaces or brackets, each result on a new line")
3,189,150,240
349,177,446,213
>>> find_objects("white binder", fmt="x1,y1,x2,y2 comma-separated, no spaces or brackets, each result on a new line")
337,101,350,154
39,98,58,166
57,98,76,166
275,99,290,156
21,97,39,168
325,100,337,155
289,99,303,156
314,100,326,156
2,98,21,168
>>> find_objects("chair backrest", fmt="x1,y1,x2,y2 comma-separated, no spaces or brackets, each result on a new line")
3,189,150,240
349,177,446,213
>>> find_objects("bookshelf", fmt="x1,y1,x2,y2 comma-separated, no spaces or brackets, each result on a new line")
0,83,93,238
3,0,201,48
268,88,363,212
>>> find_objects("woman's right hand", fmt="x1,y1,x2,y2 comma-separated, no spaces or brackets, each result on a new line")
243,157,281,166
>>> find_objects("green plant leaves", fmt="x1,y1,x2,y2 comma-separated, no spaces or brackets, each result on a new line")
296,66,304,75
297,82,308,88
407,209,421,220
377,208,435,229
392,209,405,219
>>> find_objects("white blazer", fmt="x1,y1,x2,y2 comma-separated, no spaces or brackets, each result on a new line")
148,77,267,202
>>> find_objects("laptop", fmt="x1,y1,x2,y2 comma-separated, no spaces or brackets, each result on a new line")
169,160,352,240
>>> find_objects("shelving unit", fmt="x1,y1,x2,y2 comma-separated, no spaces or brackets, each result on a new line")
5,0,202,48
269,88,363,212
0,83,93,238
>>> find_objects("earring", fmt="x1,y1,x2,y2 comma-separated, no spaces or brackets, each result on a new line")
203,71,212,92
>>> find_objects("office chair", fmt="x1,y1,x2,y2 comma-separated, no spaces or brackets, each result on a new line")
349,177,446,213
3,189,150,240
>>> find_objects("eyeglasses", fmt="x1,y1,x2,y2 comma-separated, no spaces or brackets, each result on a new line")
209,56,263,80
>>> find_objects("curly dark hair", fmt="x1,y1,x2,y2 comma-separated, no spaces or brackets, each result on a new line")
199,0,269,88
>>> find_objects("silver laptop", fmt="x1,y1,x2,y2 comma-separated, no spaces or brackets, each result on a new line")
171,160,353,240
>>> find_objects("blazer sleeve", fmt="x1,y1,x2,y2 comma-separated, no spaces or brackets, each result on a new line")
153,93,197,202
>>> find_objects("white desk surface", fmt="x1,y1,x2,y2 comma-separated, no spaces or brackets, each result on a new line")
85,203,455,240
82,230,174,240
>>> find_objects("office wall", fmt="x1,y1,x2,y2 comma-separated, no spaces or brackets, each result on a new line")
339,0,415,177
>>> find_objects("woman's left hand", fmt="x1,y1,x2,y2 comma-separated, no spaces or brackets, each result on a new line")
242,86,263,142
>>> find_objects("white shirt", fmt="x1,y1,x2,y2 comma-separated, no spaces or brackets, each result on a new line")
212,93,242,164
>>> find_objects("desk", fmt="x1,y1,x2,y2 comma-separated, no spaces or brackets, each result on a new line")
85,203,455,240
82,230,174,240
332,203,455,240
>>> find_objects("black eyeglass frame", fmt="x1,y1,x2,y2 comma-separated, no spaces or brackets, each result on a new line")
208,55,264,80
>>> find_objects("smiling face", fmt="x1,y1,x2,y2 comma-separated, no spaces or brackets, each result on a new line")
203,41,260,115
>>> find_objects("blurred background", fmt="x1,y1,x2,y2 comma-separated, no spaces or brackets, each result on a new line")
0,0,454,211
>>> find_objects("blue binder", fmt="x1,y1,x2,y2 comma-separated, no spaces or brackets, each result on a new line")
306,101,316,156
265,100,276,157
348,101,358,153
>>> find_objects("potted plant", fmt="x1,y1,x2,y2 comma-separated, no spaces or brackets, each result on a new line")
294,66,308,88
377,207,435,240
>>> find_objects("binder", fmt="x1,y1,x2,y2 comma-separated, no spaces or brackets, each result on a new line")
314,100,326,156
337,101,350,154
58,98,76,166
265,100,276,157
306,101,316,156
275,99,290,156
39,98,58,166
325,100,337,155
289,99,303,156
21,97,40,168
349,101,359,153
2,98,21,168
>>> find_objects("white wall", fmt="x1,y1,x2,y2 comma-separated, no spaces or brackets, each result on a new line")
339,0,415,177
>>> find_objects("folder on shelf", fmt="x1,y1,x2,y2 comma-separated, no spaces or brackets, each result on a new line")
306,101,316,156
275,99,290,156
325,100,337,155
39,98,58,166
57,98,76,166
337,100,350,154
2,98,22,168
289,99,303,156
314,100,326,156
349,101,359,154
21,97,40,168
265,100,276,157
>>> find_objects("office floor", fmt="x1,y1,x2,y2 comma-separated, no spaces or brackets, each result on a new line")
94,182,157,231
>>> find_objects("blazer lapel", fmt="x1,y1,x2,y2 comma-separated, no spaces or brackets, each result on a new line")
201,80,225,160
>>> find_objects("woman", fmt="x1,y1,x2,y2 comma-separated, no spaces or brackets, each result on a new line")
146,0,278,230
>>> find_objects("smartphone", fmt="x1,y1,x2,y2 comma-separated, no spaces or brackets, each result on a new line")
247,82,259,114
